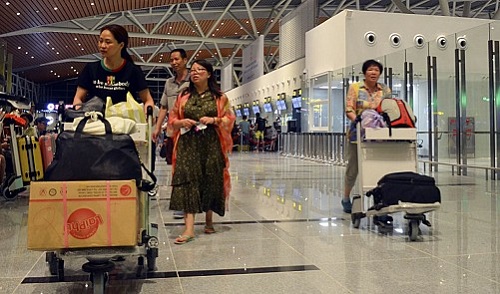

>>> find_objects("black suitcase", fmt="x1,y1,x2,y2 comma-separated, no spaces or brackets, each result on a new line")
367,171,441,208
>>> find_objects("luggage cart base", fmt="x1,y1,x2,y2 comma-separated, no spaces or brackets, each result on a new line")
351,195,440,241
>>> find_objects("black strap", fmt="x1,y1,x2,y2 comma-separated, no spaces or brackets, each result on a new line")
74,113,113,139
139,162,157,192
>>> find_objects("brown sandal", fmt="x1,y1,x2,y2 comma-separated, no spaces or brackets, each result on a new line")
204,225,216,234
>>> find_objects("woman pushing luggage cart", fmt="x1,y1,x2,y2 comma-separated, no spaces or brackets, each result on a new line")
350,120,441,241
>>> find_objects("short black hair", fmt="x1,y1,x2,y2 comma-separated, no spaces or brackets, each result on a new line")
171,49,187,59
242,115,247,120
362,59,383,74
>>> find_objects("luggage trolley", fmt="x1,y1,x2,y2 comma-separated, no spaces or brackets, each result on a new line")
350,124,440,241
44,107,159,293
0,93,33,200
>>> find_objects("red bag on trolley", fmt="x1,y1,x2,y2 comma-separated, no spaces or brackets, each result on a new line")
376,98,416,136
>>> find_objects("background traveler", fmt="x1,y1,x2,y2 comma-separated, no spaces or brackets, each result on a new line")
152,48,191,219
168,59,235,244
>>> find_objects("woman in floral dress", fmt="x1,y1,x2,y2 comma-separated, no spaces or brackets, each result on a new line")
168,59,235,244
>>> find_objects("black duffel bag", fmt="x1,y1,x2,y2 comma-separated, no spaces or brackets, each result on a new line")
64,96,105,122
45,113,155,190
366,171,441,209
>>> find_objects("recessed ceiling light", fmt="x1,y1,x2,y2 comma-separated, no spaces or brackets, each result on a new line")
16,12,20,15
78,43,81,46
31,56,34,59
54,7,58,10
17,46,21,49
81,48,84,50
46,42,49,45
221,23,224,25
90,2,94,5
50,70,53,73
25,52,28,54
56,52,59,54
51,47,54,50
6,2,10,5
57,75,60,77
74,38,77,41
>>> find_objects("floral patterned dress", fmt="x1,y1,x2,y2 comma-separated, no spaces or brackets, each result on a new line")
169,91,226,216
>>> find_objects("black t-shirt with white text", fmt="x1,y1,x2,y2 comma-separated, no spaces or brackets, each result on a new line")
77,60,148,104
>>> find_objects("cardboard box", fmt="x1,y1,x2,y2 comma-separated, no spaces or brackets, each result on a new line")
28,180,138,250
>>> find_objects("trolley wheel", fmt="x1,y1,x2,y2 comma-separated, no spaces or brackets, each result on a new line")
46,252,64,281
137,256,144,266
3,186,17,200
147,248,158,271
46,252,57,275
408,220,419,241
351,214,361,229
89,272,108,294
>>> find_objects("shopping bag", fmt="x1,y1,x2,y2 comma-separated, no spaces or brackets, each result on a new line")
105,92,146,123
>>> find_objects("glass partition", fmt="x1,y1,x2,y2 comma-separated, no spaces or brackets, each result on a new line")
405,39,430,158
428,31,457,164
330,69,345,132
309,74,329,131
456,24,491,165
383,50,406,99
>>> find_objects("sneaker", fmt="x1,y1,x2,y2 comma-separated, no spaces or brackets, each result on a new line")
173,211,184,219
341,199,352,214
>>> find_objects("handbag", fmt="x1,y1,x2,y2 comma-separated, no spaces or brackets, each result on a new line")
64,96,105,122
159,140,167,158
45,113,156,191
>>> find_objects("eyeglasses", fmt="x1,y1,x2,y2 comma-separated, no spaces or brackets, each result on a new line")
190,68,207,74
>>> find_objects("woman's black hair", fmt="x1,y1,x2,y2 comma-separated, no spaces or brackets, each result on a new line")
362,59,383,74
185,59,222,99
100,24,134,64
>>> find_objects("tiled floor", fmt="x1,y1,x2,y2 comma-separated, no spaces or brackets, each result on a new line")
2,152,500,293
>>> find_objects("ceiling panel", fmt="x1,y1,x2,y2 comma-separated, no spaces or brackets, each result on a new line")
1,0,499,85
0,0,199,34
